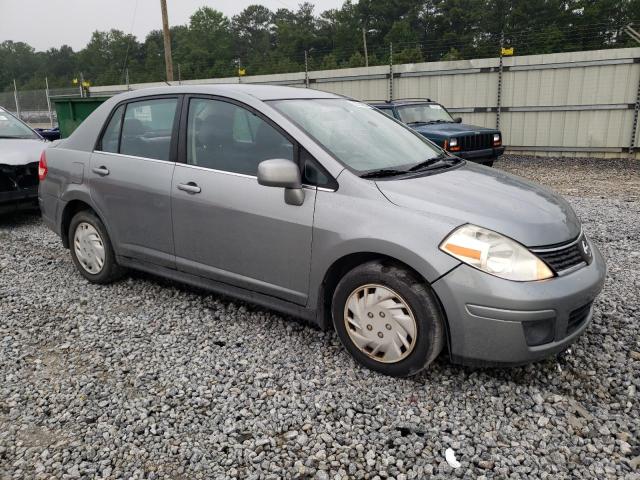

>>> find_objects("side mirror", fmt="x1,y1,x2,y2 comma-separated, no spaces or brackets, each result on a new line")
257,159,305,206
453,117,463,123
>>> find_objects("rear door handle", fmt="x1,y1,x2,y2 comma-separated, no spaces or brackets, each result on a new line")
177,182,201,194
92,166,110,176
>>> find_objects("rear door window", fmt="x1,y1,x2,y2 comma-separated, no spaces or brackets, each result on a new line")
119,98,178,161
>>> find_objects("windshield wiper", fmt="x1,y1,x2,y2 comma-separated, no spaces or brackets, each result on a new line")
360,168,409,179
407,153,449,172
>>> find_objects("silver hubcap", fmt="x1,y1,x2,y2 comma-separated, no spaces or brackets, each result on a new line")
73,222,106,274
344,284,417,363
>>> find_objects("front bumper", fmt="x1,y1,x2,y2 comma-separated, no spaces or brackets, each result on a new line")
0,185,39,214
432,240,606,366
1,162,39,214
455,146,505,161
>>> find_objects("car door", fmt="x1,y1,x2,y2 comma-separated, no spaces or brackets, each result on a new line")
171,96,316,305
90,96,181,268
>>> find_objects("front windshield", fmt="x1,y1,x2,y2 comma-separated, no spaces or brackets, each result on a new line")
0,110,39,139
269,99,443,173
396,103,454,124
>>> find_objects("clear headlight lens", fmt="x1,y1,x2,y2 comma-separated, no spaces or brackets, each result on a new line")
449,137,458,147
440,224,554,281
493,133,501,143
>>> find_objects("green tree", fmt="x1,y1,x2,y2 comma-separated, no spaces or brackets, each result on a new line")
176,7,233,78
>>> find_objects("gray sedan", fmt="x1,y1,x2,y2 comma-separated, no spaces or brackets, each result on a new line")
38,85,605,376
0,107,46,214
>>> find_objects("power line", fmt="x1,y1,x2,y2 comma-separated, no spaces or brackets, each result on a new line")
120,0,140,84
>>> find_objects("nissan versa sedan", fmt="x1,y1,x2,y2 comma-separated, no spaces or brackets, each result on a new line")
38,85,606,376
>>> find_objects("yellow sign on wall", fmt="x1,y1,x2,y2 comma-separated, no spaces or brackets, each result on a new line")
238,68,246,76
501,47,514,56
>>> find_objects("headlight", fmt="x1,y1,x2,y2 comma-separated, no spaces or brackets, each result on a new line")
493,133,500,142
440,224,553,281
449,137,458,147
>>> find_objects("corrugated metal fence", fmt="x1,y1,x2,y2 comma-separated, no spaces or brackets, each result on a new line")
19,47,640,158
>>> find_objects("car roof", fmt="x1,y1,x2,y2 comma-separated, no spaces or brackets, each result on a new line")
117,84,343,101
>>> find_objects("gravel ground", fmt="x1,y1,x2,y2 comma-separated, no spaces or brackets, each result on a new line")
1,155,639,479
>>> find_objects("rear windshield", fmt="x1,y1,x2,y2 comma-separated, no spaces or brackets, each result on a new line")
269,99,442,173
0,110,39,139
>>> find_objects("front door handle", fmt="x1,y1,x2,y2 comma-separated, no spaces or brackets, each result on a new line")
92,166,110,176
177,182,201,194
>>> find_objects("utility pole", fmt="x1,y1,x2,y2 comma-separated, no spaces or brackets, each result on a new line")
79,72,85,98
362,26,369,68
304,50,309,88
45,77,54,128
160,0,174,82
388,42,393,101
496,32,504,130
625,25,640,154
13,79,21,120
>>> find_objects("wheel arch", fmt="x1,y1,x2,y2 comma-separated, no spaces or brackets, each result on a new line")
60,198,100,249
314,251,451,339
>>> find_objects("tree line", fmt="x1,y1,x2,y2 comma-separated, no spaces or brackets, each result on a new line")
1,0,638,92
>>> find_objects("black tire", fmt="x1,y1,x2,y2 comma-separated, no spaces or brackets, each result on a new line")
332,261,445,377
68,209,124,284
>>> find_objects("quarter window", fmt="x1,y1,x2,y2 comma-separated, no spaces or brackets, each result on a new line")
187,98,294,175
301,148,335,189
119,98,178,161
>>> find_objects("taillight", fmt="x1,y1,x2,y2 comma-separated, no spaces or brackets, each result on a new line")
38,150,48,181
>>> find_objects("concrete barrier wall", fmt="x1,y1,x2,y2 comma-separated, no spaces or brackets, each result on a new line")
90,47,640,159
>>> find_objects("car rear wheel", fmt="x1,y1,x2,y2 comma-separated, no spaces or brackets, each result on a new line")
332,261,445,377
69,210,124,284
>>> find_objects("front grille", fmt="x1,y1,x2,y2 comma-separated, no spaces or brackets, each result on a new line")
533,239,586,274
458,133,493,151
567,302,592,334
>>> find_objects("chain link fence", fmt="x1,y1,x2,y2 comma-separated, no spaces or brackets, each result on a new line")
0,87,80,127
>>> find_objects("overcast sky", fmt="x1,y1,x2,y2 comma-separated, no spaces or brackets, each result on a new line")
0,0,345,52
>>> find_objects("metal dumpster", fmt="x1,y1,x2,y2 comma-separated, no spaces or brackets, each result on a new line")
52,97,109,138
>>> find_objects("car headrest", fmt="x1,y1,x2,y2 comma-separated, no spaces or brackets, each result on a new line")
122,118,146,136
197,112,234,144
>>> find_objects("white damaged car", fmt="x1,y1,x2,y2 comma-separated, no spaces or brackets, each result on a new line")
0,107,47,214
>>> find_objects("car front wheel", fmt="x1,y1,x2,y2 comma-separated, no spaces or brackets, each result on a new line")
332,261,445,377
69,210,124,284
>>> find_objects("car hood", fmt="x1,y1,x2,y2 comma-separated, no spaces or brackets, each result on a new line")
412,122,497,136
376,162,581,247
0,139,46,166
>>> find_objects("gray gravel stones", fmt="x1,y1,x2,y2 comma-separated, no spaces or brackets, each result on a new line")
1,155,639,479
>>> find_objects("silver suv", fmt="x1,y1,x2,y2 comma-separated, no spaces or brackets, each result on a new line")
39,85,606,376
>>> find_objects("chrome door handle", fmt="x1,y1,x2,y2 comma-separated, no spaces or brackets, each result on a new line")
177,182,201,194
92,166,110,176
